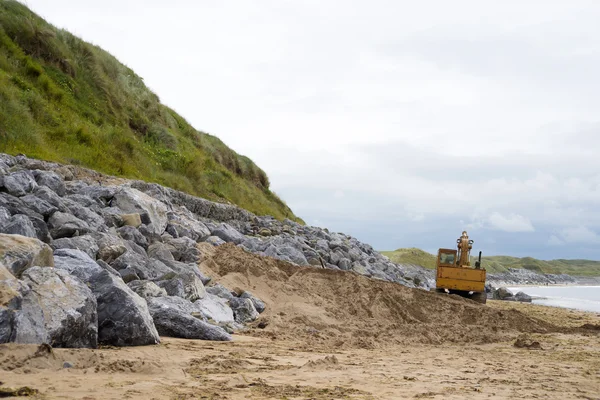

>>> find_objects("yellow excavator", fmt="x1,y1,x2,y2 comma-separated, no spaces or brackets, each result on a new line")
434,231,487,304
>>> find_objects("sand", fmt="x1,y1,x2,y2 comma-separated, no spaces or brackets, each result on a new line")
1,244,599,399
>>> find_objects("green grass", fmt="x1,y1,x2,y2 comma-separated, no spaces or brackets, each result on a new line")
0,1,302,223
380,248,600,277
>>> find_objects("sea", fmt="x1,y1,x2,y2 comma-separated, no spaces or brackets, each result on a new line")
506,285,600,313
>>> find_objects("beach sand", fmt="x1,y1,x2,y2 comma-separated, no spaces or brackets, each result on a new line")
1,245,599,399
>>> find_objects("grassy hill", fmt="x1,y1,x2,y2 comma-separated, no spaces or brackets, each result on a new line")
0,1,302,222
381,248,600,277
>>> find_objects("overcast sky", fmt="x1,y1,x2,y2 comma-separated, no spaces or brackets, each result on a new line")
23,0,600,259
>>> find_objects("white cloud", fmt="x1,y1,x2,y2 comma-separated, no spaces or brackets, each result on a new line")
488,212,535,233
556,226,600,244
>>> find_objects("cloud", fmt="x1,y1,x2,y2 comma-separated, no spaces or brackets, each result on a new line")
555,226,600,244
487,213,535,233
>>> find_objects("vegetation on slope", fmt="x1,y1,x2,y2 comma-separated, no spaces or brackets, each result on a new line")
0,1,301,222
381,248,600,276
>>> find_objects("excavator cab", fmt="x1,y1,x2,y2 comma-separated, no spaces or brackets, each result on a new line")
434,231,487,304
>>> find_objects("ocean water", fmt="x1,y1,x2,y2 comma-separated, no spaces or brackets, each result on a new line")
506,286,600,313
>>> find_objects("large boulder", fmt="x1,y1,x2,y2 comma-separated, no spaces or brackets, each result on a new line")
33,170,66,196
493,287,515,301
47,211,90,239
157,271,206,301
22,267,97,348
278,246,309,266
0,266,49,344
127,280,167,298
20,194,58,217
240,291,266,313
3,170,37,197
515,291,533,303
53,249,104,283
0,234,54,278
111,251,173,280
92,270,160,346
211,223,246,245
112,187,168,235
147,297,231,341
229,297,259,323
51,235,99,260
206,283,235,301
117,226,148,249
1,214,37,238
165,237,201,263
195,294,235,323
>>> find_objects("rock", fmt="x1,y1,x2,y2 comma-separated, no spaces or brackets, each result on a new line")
493,287,515,301
63,362,73,368
111,251,173,280
0,234,54,278
112,187,168,235
97,244,127,264
195,293,235,323
229,297,259,323
338,258,352,271
204,236,226,246
33,170,65,196
33,186,68,212
51,235,99,260
0,206,10,225
157,271,206,301
28,216,52,244
53,248,104,283
258,228,272,237
240,291,266,313
147,242,176,262
127,280,167,298
1,214,37,238
117,226,148,249
118,267,140,283
47,211,90,239
165,237,200,263
515,291,533,303
278,246,309,266
20,195,57,217
92,270,160,346
121,213,142,227
211,223,245,244
0,279,49,344
167,210,211,242
147,297,231,341
3,170,37,197
206,283,235,301
22,267,97,348
147,295,203,315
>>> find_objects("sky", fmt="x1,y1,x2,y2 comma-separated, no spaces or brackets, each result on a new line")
22,0,600,259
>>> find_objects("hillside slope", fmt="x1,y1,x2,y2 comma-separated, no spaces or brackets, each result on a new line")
381,248,600,276
0,1,300,222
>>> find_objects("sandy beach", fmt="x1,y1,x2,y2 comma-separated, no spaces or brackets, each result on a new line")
1,245,599,399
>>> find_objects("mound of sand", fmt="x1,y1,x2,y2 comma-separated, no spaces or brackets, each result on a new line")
201,244,560,349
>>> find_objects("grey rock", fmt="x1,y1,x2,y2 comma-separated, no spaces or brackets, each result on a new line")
92,270,160,346
119,267,140,283
33,186,68,212
51,235,99,260
147,242,176,263
28,216,52,244
127,280,167,298
229,297,259,323
53,248,104,283
146,295,203,315
48,211,90,239
147,297,231,341
514,291,533,303
493,287,515,300
211,223,245,244
0,206,10,225
206,283,235,301
205,236,226,246
111,251,173,280
278,246,308,266
63,362,73,368
0,281,49,344
112,187,168,235
20,195,57,217
338,258,352,271
117,226,148,249
1,214,37,238
240,291,266,313
33,170,65,196
195,293,235,323
3,170,37,197
22,267,97,348
166,236,200,263
157,271,206,301
0,234,54,278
